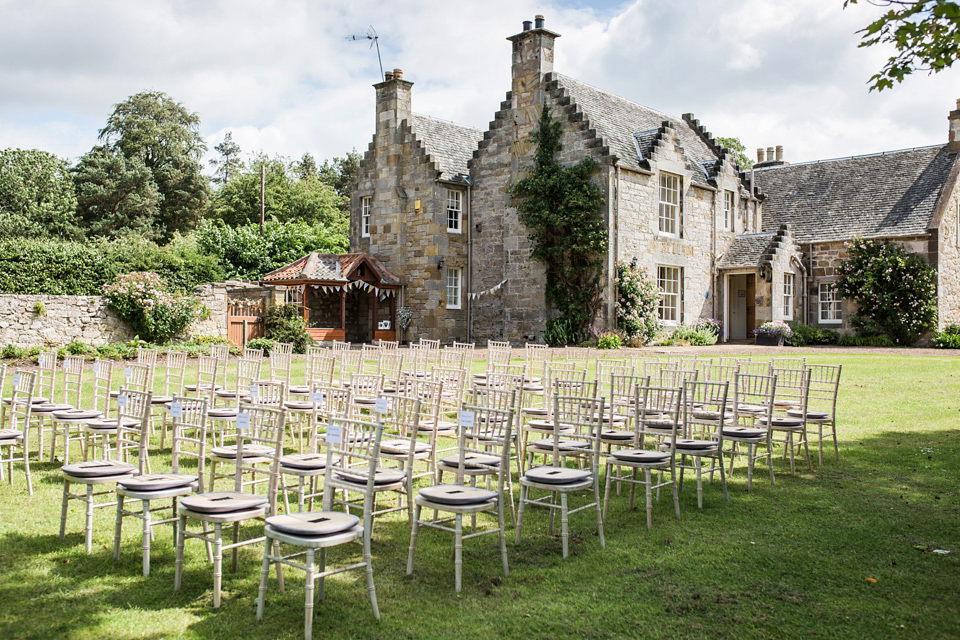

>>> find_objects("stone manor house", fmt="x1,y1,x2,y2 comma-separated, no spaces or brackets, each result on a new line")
348,16,960,344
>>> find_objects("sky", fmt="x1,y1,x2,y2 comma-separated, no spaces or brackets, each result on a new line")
2,0,959,171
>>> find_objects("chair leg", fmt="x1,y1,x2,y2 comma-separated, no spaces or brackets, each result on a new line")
113,493,124,562
718,456,728,501
59,479,70,539
644,468,653,529
560,492,569,558
363,517,380,620
213,523,223,608
497,497,509,578
515,485,527,545
406,504,421,575
695,457,703,509
142,498,152,577
671,465,680,521
84,484,95,553
174,515,186,592
594,480,605,549
256,536,271,622
602,465,612,520
454,513,463,592
802,427,812,471
746,444,755,492
304,548,315,640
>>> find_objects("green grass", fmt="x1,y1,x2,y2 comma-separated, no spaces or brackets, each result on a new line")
0,353,958,639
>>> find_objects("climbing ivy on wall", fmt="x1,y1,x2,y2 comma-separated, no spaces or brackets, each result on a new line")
510,106,607,341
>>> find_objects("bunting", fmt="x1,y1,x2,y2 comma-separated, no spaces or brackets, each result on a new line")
469,279,507,300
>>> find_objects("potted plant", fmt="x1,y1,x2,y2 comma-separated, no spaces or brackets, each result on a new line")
753,321,793,346
397,307,412,344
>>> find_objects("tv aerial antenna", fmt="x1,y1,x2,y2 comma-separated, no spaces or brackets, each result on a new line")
346,26,384,81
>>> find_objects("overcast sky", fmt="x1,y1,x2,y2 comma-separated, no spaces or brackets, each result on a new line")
2,0,959,170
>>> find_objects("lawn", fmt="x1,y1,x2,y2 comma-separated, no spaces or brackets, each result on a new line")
0,352,957,639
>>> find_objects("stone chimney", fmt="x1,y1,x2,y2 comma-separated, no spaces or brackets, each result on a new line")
757,148,765,163
506,16,560,134
949,99,960,153
755,145,788,168
775,145,783,162
374,68,413,145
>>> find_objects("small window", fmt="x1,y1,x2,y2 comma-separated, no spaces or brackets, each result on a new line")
284,287,303,317
657,265,682,324
658,173,681,236
724,190,735,231
955,202,959,248
446,189,462,233
361,196,371,238
819,283,841,323
445,267,462,310
783,273,794,320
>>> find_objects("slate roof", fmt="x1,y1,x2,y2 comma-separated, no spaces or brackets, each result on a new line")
717,233,776,269
412,114,483,183
263,252,400,286
755,145,956,244
553,74,722,186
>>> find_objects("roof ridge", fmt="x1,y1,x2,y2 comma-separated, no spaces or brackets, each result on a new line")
754,144,945,171
554,73,676,124
412,112,482,133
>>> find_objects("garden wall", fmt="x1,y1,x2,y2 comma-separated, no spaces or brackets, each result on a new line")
0,283,234,347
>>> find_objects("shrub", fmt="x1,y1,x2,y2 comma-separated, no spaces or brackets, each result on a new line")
596,331,622,350
933,324,960,348
542,317,579,347
95,342,138,360
191,334,230,345
616,261,661,346
33,301,46,316
691,317,722,337
64,340,92,355
836,333,896,347
672,324,718,346
246,337,274,356
786,324,840,347
753,321,794,339
835,238,937,345
263,304,314,353
1,344,27,359
103,272,200,343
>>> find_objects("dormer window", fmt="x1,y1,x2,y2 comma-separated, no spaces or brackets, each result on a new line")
658,173,681,236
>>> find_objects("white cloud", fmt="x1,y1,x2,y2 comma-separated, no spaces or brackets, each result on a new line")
1,0,958,169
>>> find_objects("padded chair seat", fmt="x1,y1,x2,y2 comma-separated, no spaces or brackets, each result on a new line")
118,473,196,491
267,511,359,536
53,408,102,421
787,409,830,420
353,396,377,405
181,491,267,514
214,389,250,399
522,406,549,416
723,426,767,439
334,468,406,486
599,428,633,441
611,449,670,464
84,417,140,430
184,383,222,392
524,466,591,485
208,408,239,418
641,420,676,431
62,459,135,478
3,396,49,405
380,439,430,455
525,419,575,431
439,452,501,469
30,402,73,414
522,384,545,393
759,417,804,428
530,438,589,451
738,404,768,415
280,453,336,470
210,444,275,458
692,410,734,421
288,385,310,395
284,401,314,411
670,438,717,450
421,420,456,432
0,429,23,440
150,395,174,405
419,484,497,505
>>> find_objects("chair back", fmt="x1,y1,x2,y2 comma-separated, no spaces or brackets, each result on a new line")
681,380,729,444
269,348,292,388
321,416,386,516
170,396,210,490
136,347,159,389
453,397,515,487
486,342,512,366
738,362,772,377
697,363,738,385
92,359,115,415
771,357,806,371
309,384,353,421
659,367,698,388
6,369,36,438
407,378,443,433
734,373,777,426
380,394,422,441
806,364,841,416
60,356,84,408
272,342,294,356
770,367,810,415
635,384,681,452
36,348,59,403
233,405,287,512
120,362,151,394
115,388,153,472
547,394,605,469
161,351,189,397
305,349,336,387
243,346,264,360
337,349,363,386
194,356,220,400
247,381,286,407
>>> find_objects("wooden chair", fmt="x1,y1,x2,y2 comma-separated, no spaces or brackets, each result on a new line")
209,381,286,491
675,380,730,509
791,364,841,466
47,356,90,463
724,373,777,491
257,416,384,639
185,356,221,395
60,387,152,553
603,384,682,528
0,370,36,494
516,394,606,558
83,363,150,461
153,350,188,449
175,405,287,608
763,368,812,474
408,397,516,591
51,359,113,463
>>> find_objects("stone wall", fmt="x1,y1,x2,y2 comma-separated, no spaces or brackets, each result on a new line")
934,168,960,328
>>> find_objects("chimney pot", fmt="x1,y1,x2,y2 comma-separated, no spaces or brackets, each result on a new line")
393,68,403,80
775,145,784,162
535,15,545,29
956,98,960,110
384,71,394,81
766,147,775,162
523,20,532,31
757,148,765,163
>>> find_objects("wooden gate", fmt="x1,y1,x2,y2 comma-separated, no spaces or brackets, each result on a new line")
227,298,265,347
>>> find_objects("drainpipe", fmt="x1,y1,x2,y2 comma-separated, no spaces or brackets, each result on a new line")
711,187,718,322
613,164,620,330
466,183,472,343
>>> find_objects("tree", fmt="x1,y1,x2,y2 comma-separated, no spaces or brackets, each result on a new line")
209,131,243,186
294,152,318,180
845,0,960,90
89,90,210,239
0,148,82,239
716,136,753,169
509,106,607,341
317,149,362,214
72,147,162,240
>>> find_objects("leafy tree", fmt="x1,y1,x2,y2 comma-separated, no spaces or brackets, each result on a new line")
209,131,243,186
716,136,753,169
845,0,960,90
73,147,162,239
834,237,937,344
294,152,318,180
509,106,607,340
0,149,82,239
90,90,210,239
318,149,362,214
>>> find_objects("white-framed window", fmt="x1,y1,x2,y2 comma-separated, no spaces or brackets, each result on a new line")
361,196,371,238
657,265,682,323
724,190,735,231
446,189,462,233
658,173,681,236
284,287,304,317
783,273,794,320
819,282,842,323
955,202,959,248
445,267,462,310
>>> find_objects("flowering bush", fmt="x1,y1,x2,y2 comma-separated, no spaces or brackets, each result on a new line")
753,321,794,338
673,323,718,346
616,261,662,346
596,331,623,350
835,238,937,345
692,317,722,336
103,272,199,343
